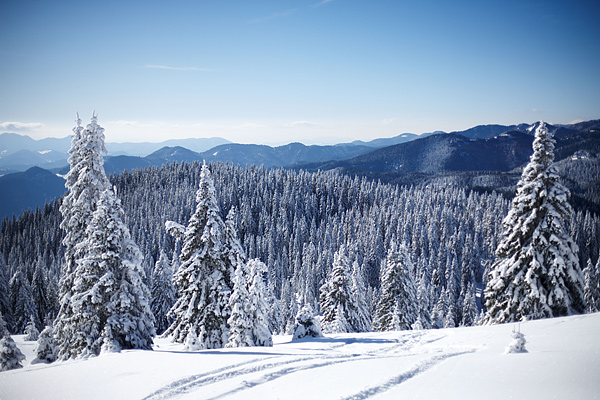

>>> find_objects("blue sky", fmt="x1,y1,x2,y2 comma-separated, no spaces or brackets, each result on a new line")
1,0,599,144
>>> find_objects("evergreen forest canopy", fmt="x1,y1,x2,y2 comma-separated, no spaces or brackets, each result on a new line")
1,119,600,352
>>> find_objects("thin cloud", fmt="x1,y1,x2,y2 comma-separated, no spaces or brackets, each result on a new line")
248,8,297,23
237,122,268,129
144,65,210,72
289,121,318,128
0,121,44,131
313,0,334,8
381,118,397,125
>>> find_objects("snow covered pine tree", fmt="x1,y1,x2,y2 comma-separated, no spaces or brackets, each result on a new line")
0,335,25,371
292,304,323,340
150,251,176,335
53,114,154,359
32,324,58,364
375,243,418,331
226,261,254,348
484,122,585,323
320,245,363,333
164,162,235,349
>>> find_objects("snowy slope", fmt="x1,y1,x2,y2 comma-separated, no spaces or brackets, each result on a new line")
1,313,599,400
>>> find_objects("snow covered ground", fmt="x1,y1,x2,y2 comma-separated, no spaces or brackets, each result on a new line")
2,312,599,400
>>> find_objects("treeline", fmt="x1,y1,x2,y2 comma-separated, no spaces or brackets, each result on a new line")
1,161,599,334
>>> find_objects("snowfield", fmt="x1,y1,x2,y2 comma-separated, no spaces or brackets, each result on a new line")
2,313,599,400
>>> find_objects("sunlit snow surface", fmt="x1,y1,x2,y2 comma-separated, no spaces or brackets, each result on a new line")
2,313,599,400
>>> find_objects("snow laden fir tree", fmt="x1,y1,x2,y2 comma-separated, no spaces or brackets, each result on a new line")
150,250,176,335
319,245,370,333
165,163,233,348
375,243,418,331
484,122,585,323
227,259,273,348
53,114,154,359
164,164,273,349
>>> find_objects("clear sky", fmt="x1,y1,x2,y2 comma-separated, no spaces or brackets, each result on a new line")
1,0,599,145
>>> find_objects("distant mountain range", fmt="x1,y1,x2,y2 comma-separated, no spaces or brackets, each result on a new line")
299,121,600,176
0,134,231,175
1,119,598,219
3,120,599,175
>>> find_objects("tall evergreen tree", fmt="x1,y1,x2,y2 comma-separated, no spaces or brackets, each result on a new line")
54,116,153,358
375,243,418,331
54,113,110,358
485,122,585,323
164,163,234,349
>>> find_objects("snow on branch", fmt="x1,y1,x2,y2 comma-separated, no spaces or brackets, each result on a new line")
165,221,185,240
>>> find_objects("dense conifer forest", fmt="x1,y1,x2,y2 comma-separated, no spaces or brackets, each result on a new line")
2,158,599,335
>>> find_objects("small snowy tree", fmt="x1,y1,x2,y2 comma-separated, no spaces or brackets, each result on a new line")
485,122,585,324
461,283,479,327
320,246,354,333
583,258,600,313
350,261,372,332
183,329,202,352
431,293,447,329
151,250,176,334
227,259,273,347
32,324,58,364
0,312,9,338
266,281,284,335
0,336,25,371
31,258,51,330
226,262,254,348
375,243,418,331
292,304,323,340
9,266,35,333
504,325,527,354
247,259,272,347
24,315,40,341
412,274,432,330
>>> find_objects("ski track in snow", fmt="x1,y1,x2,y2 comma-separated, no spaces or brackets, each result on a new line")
339,349,476,400
142,331,473,400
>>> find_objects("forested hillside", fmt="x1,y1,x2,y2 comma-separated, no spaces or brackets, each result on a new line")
2,161,599,334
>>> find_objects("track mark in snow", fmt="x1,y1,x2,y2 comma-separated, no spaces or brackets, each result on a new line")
205,357,364,400
142,355,322,400
143,332,447,400
140,356,279,400
339,349,476,400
